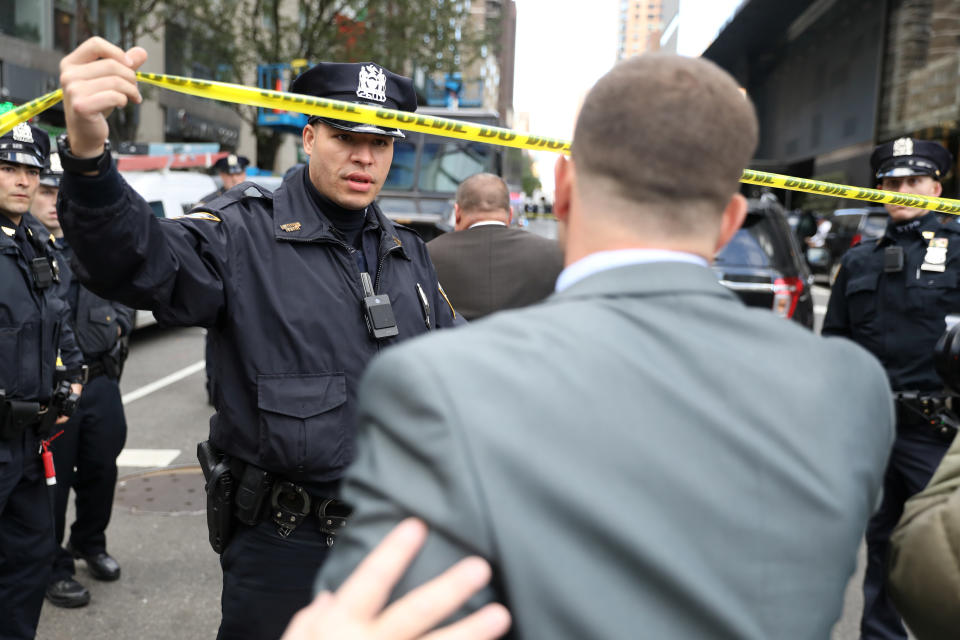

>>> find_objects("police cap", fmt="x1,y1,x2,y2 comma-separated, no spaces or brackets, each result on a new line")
290,62,417,138
871,137,953,180
39,152,63,188
0,122,49,169
213,153,250,175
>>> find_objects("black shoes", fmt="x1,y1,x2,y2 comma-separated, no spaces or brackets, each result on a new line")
45,578,91,608
68,543,121,581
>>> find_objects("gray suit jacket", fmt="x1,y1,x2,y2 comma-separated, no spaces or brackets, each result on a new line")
427,225,563,320
319,262,895,639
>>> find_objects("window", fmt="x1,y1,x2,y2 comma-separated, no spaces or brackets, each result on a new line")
0,0,43,44
418,141,493,192
383,141,417,191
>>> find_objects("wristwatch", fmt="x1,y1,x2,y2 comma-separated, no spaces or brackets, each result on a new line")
56,133,112,174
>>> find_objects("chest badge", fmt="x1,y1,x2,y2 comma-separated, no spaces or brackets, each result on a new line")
280,222,301,232
922,231,935,240
1,227,14,237
921,237,948,272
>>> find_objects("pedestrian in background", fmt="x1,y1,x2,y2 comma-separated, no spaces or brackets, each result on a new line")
427,173,562,320
822,137,959,640
56,37,459,640
317,54,895,639
28,152,133,609
0,122,84,639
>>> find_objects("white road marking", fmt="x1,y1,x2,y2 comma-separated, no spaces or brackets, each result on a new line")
116,448,181,468
121,360,206,405
815,305,828,315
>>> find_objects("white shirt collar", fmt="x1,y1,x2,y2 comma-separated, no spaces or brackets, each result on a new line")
467,220,508,229
555,249,708,292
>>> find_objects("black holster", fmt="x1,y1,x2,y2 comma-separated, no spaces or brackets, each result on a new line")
198,440,234,554
0,391,41,441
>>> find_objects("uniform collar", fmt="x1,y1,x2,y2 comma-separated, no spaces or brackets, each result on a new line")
272,165,411,259
877,211,941,248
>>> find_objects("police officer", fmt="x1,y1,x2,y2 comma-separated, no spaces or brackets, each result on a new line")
0,122,84,638
56,38,460,639
28,153,133,609
197,153,251,206
823,137,959,640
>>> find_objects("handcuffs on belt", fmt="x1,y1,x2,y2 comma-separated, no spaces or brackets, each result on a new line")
269,481,352,545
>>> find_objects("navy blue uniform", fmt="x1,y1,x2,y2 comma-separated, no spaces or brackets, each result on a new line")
823,211,960,639
58,162,458,638
43,236,132,587
0,215,83,639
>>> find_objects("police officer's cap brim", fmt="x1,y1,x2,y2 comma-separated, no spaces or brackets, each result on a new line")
310,116,405,139
39,175,61,187
0,152,44,168
875,155,943,180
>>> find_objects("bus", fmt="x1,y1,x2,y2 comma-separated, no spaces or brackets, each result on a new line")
377,107,503,240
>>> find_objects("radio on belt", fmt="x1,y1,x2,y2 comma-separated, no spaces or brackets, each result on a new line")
360,272,398,340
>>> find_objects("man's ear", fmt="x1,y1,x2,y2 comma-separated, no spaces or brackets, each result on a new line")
454,203,462,228
715,193,748,254
554,156,573,224
507,205,513,225
933,180,943,197
302,124,316,157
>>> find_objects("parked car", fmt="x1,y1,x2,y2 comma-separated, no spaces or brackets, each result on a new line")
713,197,815,329
816,207,888,282
121,170,218,329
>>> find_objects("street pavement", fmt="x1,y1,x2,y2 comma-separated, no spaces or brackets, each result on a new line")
35,283,887,639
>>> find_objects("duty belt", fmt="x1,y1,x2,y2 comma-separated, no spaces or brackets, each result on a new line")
226,458,352,546
894,391,959,440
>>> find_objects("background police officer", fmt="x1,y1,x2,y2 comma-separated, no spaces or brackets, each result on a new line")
0,122,84,638
56,37,460,639
28,153,133,609
197,153,250,207
823,137,959,640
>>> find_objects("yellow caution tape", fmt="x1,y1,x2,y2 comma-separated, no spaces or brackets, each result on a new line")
3,73,960,214
136,72,572,154
0,89,63,137
740,169,960,215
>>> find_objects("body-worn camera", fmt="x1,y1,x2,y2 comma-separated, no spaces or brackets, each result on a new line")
360,272,398,340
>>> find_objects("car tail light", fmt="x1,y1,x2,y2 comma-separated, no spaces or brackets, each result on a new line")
850,233,862,247
773,276,804,318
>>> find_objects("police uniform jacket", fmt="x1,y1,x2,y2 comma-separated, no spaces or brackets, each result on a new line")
823,211,960,391
23,216,133,361
0,217,83,403
58,163,458,487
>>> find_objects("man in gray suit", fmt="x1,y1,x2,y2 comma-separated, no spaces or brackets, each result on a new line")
319,55,895,639
427,174,563,320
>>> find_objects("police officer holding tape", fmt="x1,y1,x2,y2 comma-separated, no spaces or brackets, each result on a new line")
823,137,960,640
28,152,133,609
56,37,459,639
0,122,84,639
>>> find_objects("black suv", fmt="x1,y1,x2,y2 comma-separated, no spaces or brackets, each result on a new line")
713,197,815,329
813,207,888,281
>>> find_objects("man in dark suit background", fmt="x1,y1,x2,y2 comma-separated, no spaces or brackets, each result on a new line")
427,173,562,320
318,55,896,639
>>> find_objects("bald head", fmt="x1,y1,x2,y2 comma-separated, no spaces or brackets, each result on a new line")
570,54,758,236
454,173,512,230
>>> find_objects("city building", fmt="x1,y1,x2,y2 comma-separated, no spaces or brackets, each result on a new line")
617,0,679,59
0,0,248,160
704,0,960,209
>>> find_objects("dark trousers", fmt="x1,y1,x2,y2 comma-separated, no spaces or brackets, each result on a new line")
0,429,55,640
861,424,951,639
50,375,127,581
217,517,331,640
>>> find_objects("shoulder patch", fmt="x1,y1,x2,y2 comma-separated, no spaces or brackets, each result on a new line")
179,212,222,222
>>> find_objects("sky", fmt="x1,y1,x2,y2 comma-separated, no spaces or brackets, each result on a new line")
512,0,744,196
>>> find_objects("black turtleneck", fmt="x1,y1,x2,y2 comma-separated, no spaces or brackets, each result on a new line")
302,168,367,250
